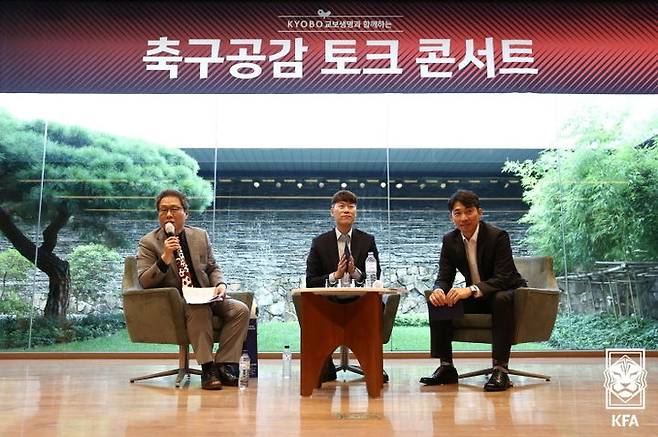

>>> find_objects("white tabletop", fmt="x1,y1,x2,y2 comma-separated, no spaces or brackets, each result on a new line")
291,287,407,296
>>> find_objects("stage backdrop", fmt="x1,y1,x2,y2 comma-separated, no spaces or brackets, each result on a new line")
0,1,655,94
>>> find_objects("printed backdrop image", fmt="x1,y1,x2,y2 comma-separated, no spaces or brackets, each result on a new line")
0,0,656,352
0,1,656,94
0,92,656,353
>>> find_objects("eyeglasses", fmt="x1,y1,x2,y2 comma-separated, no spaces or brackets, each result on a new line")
158,206,183,215
333,202,356,210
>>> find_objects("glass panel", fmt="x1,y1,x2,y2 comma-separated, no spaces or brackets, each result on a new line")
0,108,48,350
1,94,655,353
509,95,658,351
385,93,658,352
211,94,391,352
1,94,221,351
384,94,545,351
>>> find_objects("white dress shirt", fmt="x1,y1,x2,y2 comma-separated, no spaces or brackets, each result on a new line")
461,224,483,298
328,228,362,284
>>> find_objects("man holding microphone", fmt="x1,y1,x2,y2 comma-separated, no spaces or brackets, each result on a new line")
136,189,249,390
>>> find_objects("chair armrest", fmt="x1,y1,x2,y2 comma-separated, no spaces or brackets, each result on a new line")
228,291,254,312
122,287,188,345
382,294,400,344
513,287,560,344
211,291,255,337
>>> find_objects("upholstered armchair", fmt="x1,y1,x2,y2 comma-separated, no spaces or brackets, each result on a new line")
122,256,254,387
425,256,560,381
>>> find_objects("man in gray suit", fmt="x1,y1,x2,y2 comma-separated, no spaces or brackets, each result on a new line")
137,189,249,390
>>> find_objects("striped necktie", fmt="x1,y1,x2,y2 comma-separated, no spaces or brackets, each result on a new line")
342,233,351,260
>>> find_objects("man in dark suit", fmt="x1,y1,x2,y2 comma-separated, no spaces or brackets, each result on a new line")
137,189,250,390
420,189,526,391
304,190,384,381
306,190,381,288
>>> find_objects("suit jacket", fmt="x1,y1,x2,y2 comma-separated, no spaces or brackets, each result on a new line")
434,221,526,296
136,225,224,289
306,228,381,288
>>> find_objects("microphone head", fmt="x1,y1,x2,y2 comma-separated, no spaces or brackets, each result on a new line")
164,222,175,237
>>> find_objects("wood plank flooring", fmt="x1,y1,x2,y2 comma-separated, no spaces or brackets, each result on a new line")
0,358,656,436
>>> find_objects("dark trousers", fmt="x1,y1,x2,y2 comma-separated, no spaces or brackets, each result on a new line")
429,289,515,364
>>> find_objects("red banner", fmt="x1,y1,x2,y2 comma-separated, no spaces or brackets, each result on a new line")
1,1,656,94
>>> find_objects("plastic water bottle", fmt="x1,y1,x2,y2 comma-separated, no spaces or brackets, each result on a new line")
365,252,377,287
340,272,351,288
282,345,292,378
238,352,250,390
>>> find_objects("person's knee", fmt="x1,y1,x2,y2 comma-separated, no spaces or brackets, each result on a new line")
430,319,453,330
234,299,250,322
186,304,211,321
491,291,514,311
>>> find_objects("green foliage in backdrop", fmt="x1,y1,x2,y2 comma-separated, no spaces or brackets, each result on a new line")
548,314,658,350
504,111,658,273
0,110,214,317
70,244,122,308
0,314,125,349
0,248,33,316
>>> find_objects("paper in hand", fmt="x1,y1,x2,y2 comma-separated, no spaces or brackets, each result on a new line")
182,286,223,305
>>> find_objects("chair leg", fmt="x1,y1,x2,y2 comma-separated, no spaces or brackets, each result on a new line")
336,345,350,371
130,369,181,383
175,368,187,386
507,368,551,381
346,364,365,375
458,366,551,382
174,344,188,387
130,344,202,388
335,345,365,375
458,367,493,379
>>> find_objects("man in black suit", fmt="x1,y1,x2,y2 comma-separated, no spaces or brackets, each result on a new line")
305,190,384,381
306,190,381,288
420,189,526,391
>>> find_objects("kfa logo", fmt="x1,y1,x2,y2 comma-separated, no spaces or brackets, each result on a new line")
603,349,647,428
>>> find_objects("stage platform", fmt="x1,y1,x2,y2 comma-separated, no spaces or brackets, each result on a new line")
1,357,656,436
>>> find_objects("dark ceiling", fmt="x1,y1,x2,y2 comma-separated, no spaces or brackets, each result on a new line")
183,147,541,177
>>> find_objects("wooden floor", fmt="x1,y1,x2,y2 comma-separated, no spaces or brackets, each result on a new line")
1,357,656,436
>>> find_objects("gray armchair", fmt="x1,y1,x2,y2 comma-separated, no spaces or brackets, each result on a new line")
425,256,560,381
292,292,400,375
122,256,254,387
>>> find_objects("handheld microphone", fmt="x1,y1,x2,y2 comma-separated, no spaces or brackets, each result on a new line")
164,222,176,237
164,222,184,260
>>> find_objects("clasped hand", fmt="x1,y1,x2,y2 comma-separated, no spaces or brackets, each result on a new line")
429,287,471,307
334,253,356,278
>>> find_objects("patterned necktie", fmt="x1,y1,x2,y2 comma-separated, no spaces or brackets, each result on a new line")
175,249,193,288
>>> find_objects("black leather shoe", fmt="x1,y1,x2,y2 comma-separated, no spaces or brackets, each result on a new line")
383,370,389,384
419,365,458,385
484,368,512,392
216,363,239,387
221,362,239,378
320,359,337,383
201,364,223,390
